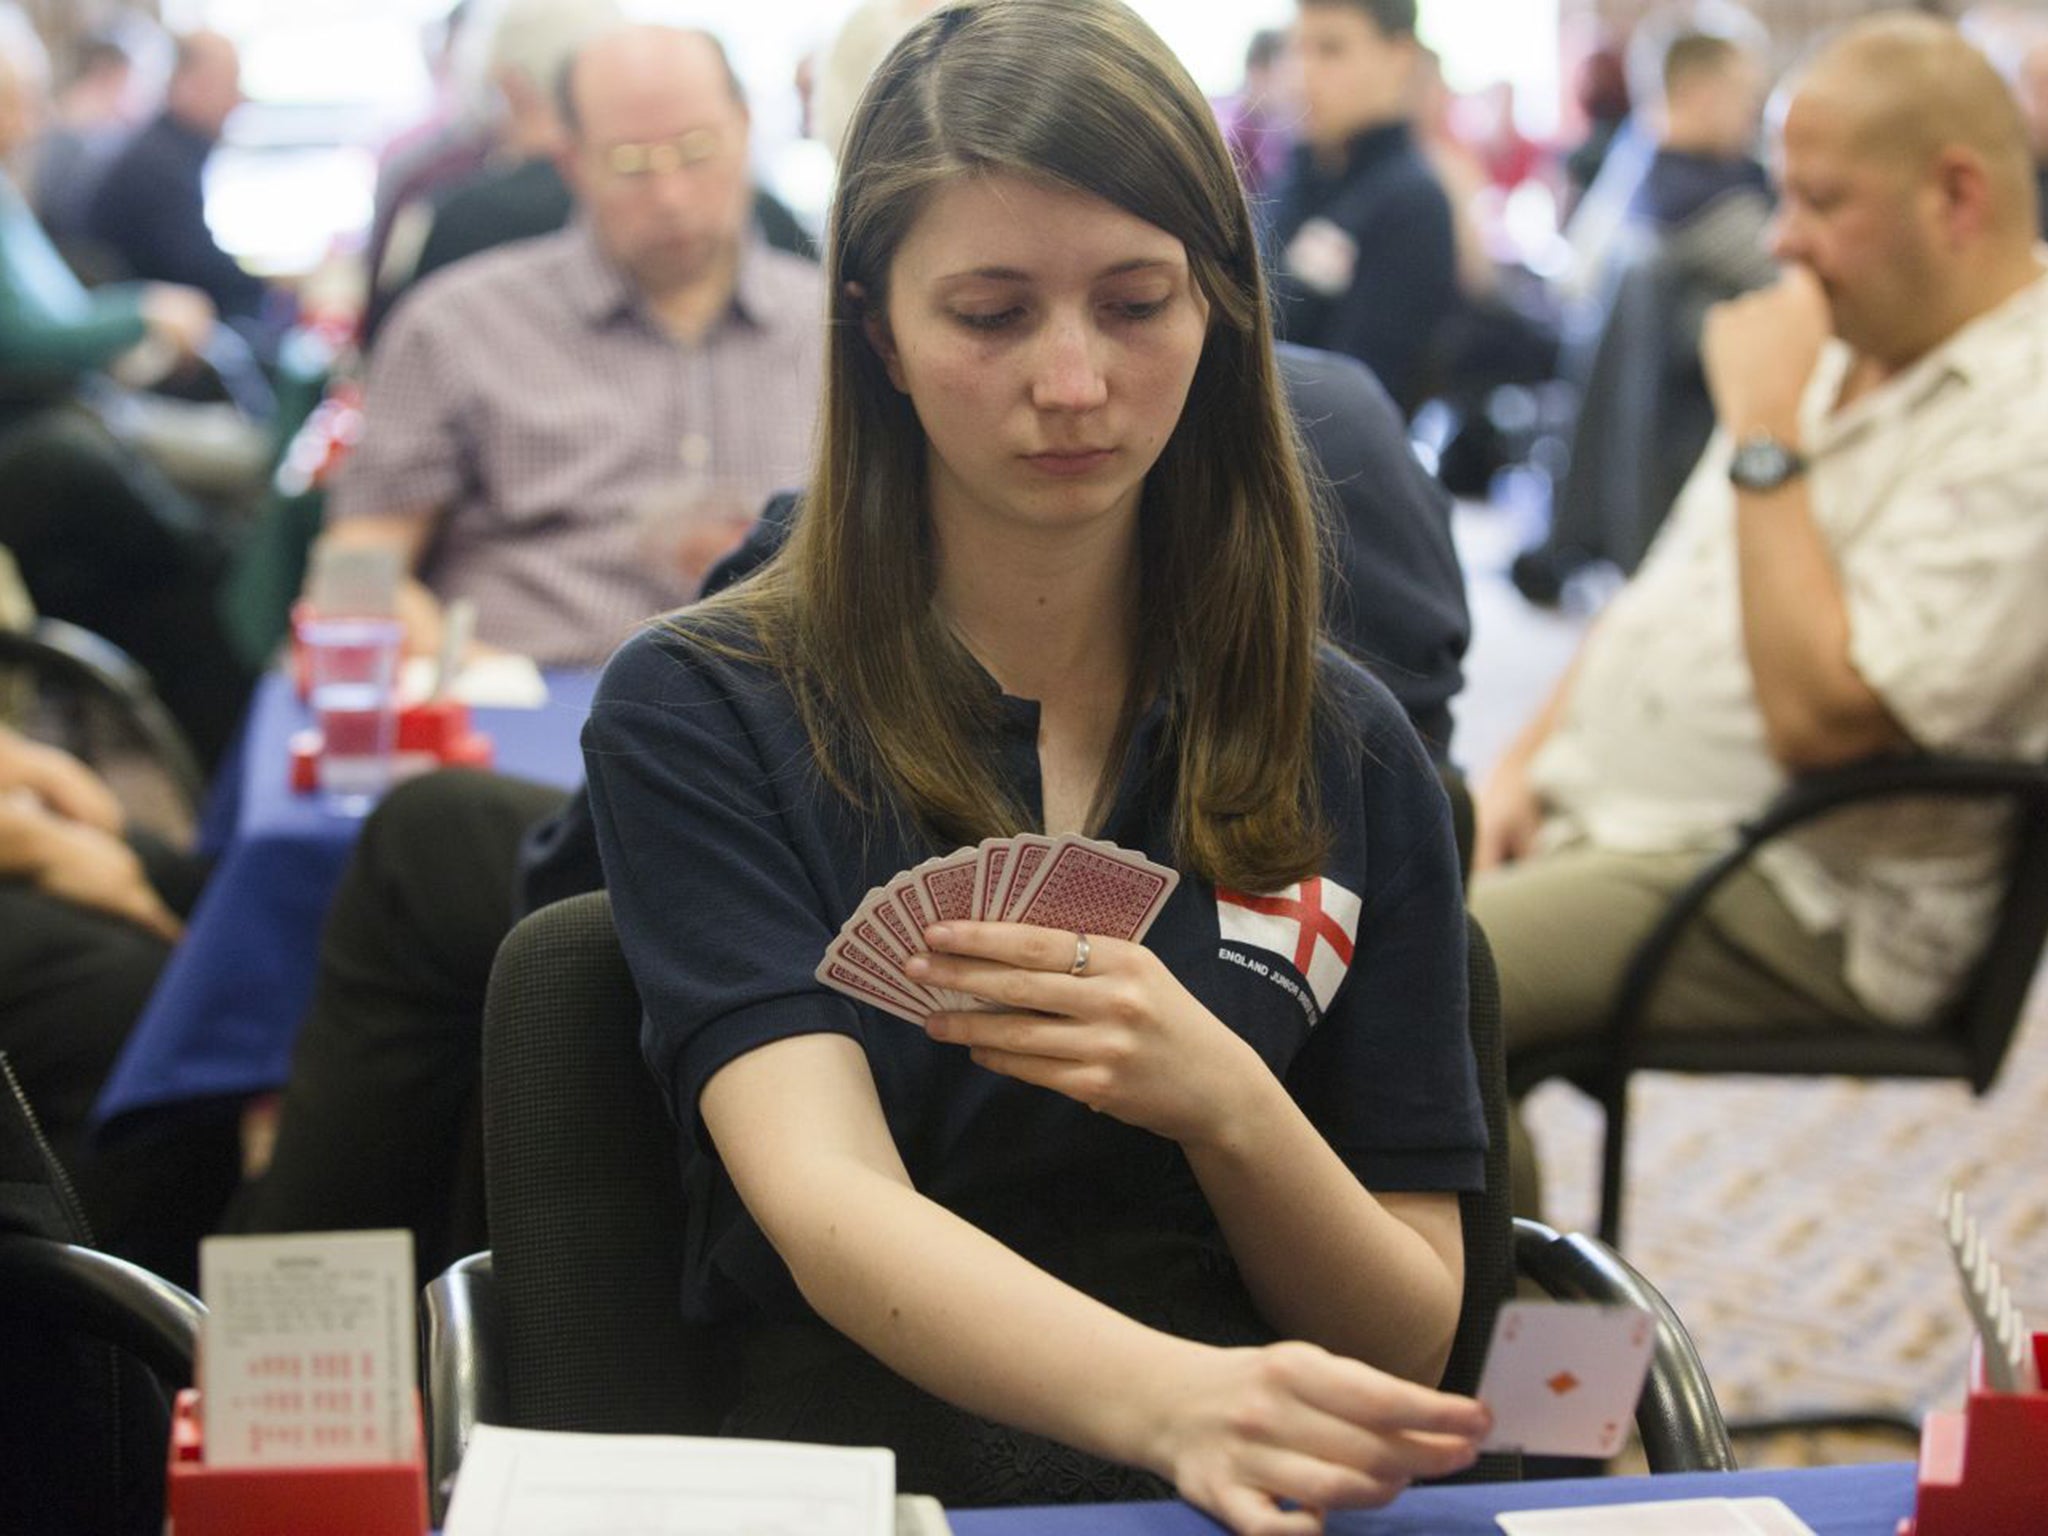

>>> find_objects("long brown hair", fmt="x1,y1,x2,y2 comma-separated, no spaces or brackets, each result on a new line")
694,0,1331,892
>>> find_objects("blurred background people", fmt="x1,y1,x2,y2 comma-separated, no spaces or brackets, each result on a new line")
1561,38,1632,217
1478,13,2048,1214
1214,26,1292,206
0,719,220,1283
1631,25,1770,230
28,28,140,255
1472,80,1541,194
363,0,493,323
1512,7,1775,605
365,0,814,347
0,10,255,767
1405,44,1562,504
1410,44,1500,306
316,24,823,666
81,30,296,358
1270,0,1455,417
361,0,624,344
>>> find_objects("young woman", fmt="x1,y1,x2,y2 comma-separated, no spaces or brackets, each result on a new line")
583,1,1491,1528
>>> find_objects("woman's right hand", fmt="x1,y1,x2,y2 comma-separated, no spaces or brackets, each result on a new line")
1149,1341,1490,1535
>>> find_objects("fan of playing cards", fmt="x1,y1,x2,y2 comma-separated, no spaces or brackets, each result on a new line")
814,834,1180,1027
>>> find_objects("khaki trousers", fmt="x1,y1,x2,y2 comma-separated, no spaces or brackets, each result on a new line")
1469,846,1879,1218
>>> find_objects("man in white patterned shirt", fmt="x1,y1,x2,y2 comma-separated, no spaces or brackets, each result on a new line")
1473,15,2048,1208
319,24,822,664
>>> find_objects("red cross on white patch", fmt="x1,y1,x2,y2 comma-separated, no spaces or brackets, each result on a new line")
1215,876,1362,1017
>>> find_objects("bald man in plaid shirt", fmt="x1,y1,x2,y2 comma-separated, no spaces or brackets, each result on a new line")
321,25,823,665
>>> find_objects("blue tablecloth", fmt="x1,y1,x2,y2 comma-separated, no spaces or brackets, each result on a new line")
948,1463,1917,1534
92,669,598,1133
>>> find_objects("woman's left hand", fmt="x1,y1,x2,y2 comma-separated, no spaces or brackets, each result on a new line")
908,922,1267,1148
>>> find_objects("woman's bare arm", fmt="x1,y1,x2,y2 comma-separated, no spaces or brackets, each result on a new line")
700,1031,1487,1535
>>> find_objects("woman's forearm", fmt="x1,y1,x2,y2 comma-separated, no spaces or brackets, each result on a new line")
699,1020,1492,1533
1183,1069,1463,1385
770,1154,1204,1476
900,929,1467,1386
705,1034,1200,1476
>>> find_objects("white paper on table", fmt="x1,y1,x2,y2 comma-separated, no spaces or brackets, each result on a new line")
1496,1496,1817,1535
443,1424,905,1536
399,653,550,709
1725,1500,1822,1536
197,1229,415,1469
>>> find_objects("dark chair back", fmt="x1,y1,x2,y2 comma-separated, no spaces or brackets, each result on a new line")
0,617,206,818
480,890,731,1436
0,1052,204,1536
1443,917,1519,1482
1951,779,2048,1092
1442,917,1511,1401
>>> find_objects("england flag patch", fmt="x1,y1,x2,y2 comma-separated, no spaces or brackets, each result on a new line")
1216,877,1362,1019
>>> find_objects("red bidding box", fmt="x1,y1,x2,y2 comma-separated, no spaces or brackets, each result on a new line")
396,696,494,767
166,1389,427,1536
290,699,495,793
1899,1332,2048,1536
286,602,495,788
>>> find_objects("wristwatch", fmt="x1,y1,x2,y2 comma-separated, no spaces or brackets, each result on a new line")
1727,433,1808,493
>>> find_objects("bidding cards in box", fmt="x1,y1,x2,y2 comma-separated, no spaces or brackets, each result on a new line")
197,1230,417,1468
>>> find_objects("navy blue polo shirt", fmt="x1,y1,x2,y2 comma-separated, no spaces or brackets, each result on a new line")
584,622,1485,1325
1268,122,1457,417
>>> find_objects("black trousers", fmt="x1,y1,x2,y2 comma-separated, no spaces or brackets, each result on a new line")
0,832,232,1284
228,770,569,1284
0,408,257,769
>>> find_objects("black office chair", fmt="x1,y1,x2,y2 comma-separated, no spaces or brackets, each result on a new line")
423,894,1729,1516
1512,1218,1735,1472
0,1230,203,1387
0,1052,206,1535
0,614,208,819
1446,916,1516,1463
1509,753,2048,1250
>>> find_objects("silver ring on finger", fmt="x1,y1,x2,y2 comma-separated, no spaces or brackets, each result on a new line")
1069,932,1091,976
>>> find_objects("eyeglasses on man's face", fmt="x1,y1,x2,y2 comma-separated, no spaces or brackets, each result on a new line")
591,128,725,180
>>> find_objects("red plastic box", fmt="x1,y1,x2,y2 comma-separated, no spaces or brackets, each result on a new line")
165,1388,427,1536
289,698,494,795
1900,1331,2048,1536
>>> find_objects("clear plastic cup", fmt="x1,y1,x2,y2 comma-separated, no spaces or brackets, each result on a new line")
301,615,403,815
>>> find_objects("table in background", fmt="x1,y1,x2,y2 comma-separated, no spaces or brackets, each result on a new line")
949,1464,1917,1535
93,669,598,1134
